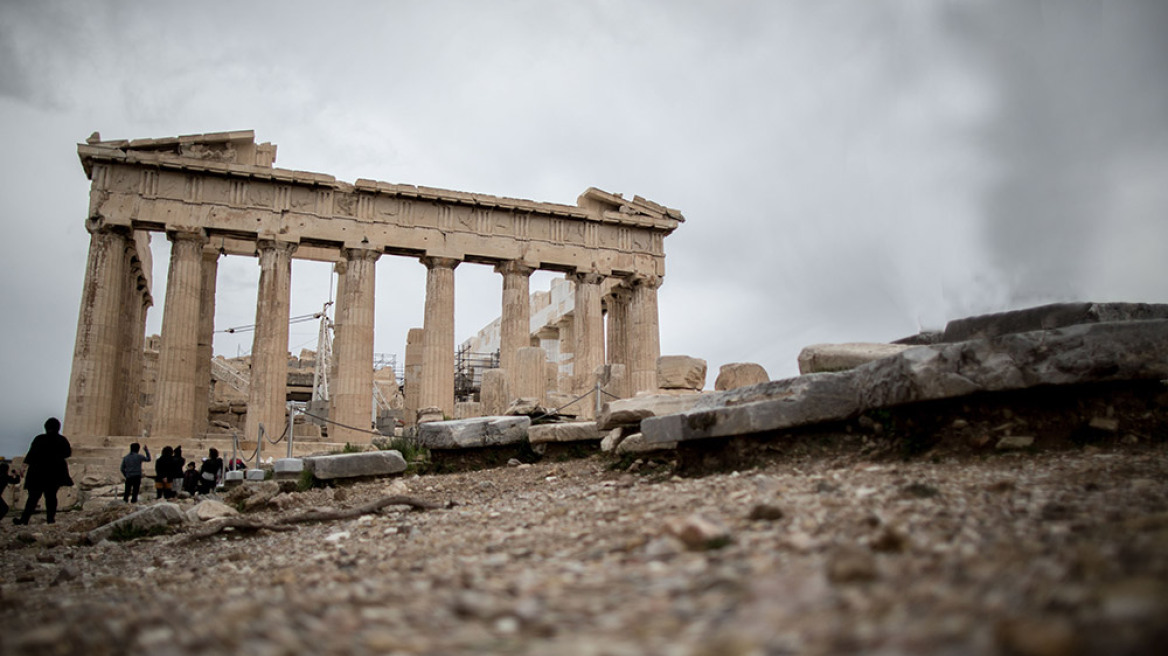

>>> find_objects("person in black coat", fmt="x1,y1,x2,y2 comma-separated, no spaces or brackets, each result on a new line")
13,417,72,525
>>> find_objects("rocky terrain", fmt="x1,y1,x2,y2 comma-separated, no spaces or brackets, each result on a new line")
1,435,1166,655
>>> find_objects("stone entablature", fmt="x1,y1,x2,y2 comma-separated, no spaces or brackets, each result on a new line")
79,131,682,277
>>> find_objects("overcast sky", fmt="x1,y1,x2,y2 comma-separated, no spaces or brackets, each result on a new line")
1,0,1165,456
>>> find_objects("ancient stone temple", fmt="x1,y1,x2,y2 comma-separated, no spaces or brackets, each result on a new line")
65,130,683,446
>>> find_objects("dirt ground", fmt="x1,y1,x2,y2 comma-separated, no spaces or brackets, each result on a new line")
1,432,1166,655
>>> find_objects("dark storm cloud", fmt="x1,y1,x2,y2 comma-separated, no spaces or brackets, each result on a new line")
947,0,1168,304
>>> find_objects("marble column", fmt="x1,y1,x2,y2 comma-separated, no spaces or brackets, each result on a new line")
64,225,131,439
419,257,459,420
605,285,632,399
111,249,148,437
245,239,297,443
192,247,220,438
572,272,605,403
628,274,663,394
330,247,380,443
403,328,425,425
330,260,347,391
153,230,209,439
556,314,575,393
495,261,534,376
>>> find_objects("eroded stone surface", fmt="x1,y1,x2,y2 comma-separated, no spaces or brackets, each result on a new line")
528,422,601,444
797,343,912,374
598,393,704,431
417,416,531,449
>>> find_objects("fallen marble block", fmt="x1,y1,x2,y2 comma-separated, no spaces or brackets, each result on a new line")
528,421,601,444
303,450,407,480
714,362,770,391
643,320,1168,444
88,502,187,544
417,416,531,449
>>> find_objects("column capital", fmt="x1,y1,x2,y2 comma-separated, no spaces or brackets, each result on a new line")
201,244,222,262
256,237,298,256
572,271,606,286
166,229,209,245
343,246,382,263
421,256,461,271
629,273,663,290
494,261,535,277
85,217,131,236
606,284,634,303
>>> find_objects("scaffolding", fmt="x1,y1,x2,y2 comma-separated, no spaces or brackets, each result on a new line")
454,345,499,402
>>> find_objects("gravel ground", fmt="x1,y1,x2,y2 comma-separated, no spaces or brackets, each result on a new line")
1,441,1166,655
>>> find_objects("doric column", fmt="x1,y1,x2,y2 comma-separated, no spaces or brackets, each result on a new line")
192,247,220,438
245,239,297,442
111,247,149,437
572,272,605,402
419,256,459,420
330,247,380,443
64,224,131,439
403,328,425,425
556,314,575,393
605,284,632,399
628,274,663,394
329,259,348,398
153,230,209,439
495,261,534,375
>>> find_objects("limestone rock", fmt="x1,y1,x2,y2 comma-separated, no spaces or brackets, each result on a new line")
480,369,509,416
504,398,545,416
797,343,913,374
303,451,407,480
417,416,531,449
643,320,1168,444
528,422,601,444
614,432,677,453
996,436,1035,450
598,393,704,430
599,428,624,452
714,362,770,391
657,355,707,390
665,514,731,550
87,502,187,544
187,499,239,522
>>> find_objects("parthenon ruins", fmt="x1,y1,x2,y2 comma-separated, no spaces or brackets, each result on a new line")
64,130,683,449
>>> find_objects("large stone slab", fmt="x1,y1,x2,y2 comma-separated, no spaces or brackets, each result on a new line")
528,422,601,444
88,502,187,544
643,320,1168,444
303,450,407,480
598,393,704,431
417,416,531,449
940,302,1168,343
797,343,913,374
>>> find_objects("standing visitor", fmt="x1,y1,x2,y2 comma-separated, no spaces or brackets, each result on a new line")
154,446,175,499
198,448,224,495
0,457,22,520
13,418,73,525
119,442,152,503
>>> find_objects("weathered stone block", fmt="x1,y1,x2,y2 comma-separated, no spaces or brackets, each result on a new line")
941,302,1168,343
714,362,770,391
529,421,601,444
598,393,704,430
797,343,912,374
187,499,239,522
303,450,407,480
657,355,707,390
88,502,187,544
417,416,531,449
615,432,677,453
